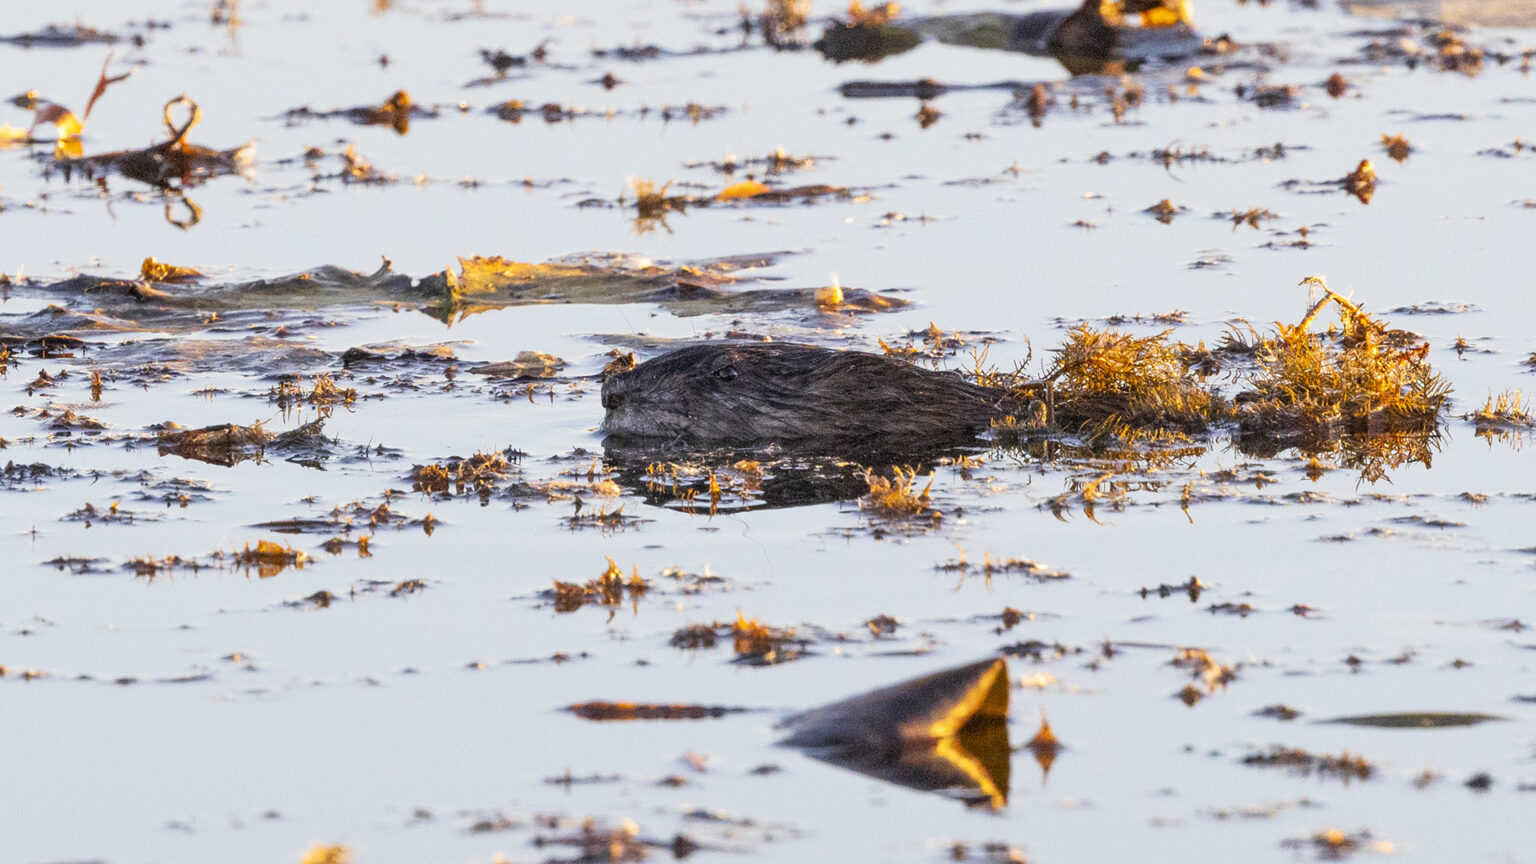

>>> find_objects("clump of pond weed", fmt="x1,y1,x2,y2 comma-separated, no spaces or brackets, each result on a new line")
668,612,809,664
232,539,307,578
155,421,269,466
270,373,357,412
410,450,514,496
1280,828,1383,860
1046,326,1225,441
1233,278,1449,458
622,177,688,234
859,465,939,521
1171,647,1238,706
544,557,651,613
979,327,1223,445
968,280,1452,481
1242,746,1375,782
935,548,1071,587
563,504,644,532
731,611,807,664
1466,389,1533,439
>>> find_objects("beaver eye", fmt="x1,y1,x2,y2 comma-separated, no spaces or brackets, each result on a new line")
713,364,738,383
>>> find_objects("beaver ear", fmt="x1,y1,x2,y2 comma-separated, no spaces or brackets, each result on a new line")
712,364,738,383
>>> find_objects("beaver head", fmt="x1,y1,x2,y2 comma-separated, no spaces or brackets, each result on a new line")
599,342,1001,443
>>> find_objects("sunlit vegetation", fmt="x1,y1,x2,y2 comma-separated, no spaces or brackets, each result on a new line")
1467,388,1533,441
232,539,307,578
621,175,857,234
732,612,808,664
1380,132,1412,162
1343,158,1376,204
410,450,514,496
299,845,352,864
270,374,358,412
859,465,938,520
1232,279,1449,478
967,279,1453,482
138,256,203,283
1170,646,1237,705
1048,325,1224,440
544,557,651,613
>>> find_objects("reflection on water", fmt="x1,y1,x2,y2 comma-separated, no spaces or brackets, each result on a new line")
781,658,1012,809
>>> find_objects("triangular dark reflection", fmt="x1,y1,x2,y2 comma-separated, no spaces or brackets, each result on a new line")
779,658,1011,809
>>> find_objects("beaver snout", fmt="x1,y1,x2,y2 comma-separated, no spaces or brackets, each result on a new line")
602,391,624,410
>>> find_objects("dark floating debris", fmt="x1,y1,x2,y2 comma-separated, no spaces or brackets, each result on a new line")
540,557,652,614
0,24,121,47
1144,197,1185,224
565,702,748,721
1171,647,1237,706
533,819,702,863
1136,578,1204,599
1242,746,1375,782
1280,828,1385,860
1322,712,1508,729
56,96,254,191
1381,132,1412,163
276,89,430,134
1254,704,1303,721
780,657,1011,808
1000,639,1081,663
7,252,803,340
1464,772,1494,792
154,421,269,467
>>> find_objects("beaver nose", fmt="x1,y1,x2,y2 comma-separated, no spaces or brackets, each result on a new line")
602,392,624,410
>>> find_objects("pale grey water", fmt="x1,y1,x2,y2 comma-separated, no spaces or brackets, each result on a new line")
2,1,1534,862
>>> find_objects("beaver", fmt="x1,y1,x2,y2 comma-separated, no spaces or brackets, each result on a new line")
600,342,1012,443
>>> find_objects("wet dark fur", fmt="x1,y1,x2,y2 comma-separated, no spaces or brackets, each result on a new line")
601,343,1007,443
